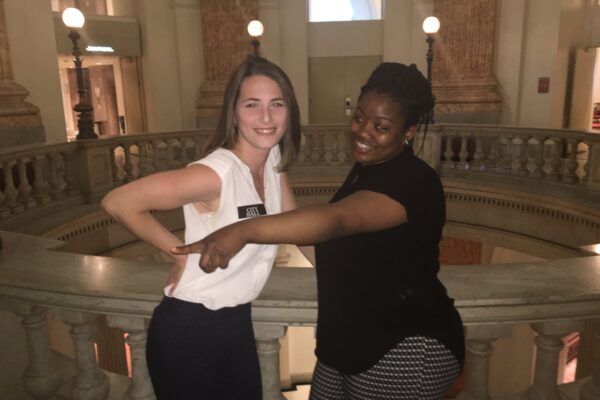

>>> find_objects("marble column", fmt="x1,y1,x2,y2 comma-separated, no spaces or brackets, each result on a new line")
106,315,155,400
254,323,287,400
196,0,258,118
59,311,109,400
0,0,45,147
18,306,63,399
171,0,204,129
524,321,583,400
456,325,513,400
581,320,600,400
432,0,502,123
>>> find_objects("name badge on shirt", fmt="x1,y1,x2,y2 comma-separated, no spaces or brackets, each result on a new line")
238,204,267,219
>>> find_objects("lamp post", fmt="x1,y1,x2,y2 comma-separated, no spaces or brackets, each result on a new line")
62,7,97,140
422,16,440,83
422,16,440,124
247,20,264,56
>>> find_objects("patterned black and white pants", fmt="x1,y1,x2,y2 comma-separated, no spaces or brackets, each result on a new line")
310,336,460,400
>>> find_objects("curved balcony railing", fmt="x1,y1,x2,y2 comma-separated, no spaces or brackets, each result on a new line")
0,124,599,400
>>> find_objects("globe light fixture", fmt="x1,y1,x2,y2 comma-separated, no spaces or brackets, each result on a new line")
422,16,440,124
247,20,264,56
62,7,96,139
422,16,440,35
62,7,85,29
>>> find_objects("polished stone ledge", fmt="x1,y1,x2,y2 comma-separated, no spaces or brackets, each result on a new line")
1,231,600,329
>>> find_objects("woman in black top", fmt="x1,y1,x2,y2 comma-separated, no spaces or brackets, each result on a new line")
174,62,464,399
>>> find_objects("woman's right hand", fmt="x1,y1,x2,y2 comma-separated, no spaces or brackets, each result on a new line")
171,224,248,274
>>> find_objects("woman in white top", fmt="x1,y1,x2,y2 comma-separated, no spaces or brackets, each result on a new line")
101,55,301,400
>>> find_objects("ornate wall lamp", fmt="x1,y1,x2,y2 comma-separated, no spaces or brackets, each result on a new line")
62,7,97,139
247,20,264,56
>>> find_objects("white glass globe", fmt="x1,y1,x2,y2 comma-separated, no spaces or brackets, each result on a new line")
62,7,85,29
247,20,264,38
422,16,440,34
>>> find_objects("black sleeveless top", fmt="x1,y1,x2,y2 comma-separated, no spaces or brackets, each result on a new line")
314,147,464,374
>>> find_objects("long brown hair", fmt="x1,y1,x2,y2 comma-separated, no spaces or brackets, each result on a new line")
203,55,301,172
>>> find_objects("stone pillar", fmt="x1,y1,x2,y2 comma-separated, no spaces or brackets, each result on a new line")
432,0,502,123
0,0,45,147
254,323,286,400
457,325,513,400
581,320,600,400
197,0,258,118
524,321,584,400
18,306,63,399
59,311,109,400
106,316,155,400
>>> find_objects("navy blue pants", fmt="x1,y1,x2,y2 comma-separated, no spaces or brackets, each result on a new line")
146,296,262,400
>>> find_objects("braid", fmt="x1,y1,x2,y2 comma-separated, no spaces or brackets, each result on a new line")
359,63,434,130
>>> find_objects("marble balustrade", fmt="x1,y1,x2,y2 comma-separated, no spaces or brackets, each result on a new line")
0,125,598,399
0,124,597,224
0,231,599,399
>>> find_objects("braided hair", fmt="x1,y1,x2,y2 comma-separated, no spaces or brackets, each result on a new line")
359,63,434,145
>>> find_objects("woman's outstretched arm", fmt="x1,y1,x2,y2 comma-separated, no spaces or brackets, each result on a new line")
172,189,408,272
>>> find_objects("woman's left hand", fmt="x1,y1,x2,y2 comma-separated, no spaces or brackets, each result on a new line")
171,225,247,273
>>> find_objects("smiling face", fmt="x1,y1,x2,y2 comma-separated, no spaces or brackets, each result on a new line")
350,91,413,166
234,74,288,154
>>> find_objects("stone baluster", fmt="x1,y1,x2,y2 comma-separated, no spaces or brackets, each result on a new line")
14,305,64,399
517,135,530,175
32,154,51,204
501,135,514,172
485,136,499,171
581,320,600,400
532,136,547,178
442,134,455,168
548,138,563,181
563,138,579,183
343,131,353,165
330,130,340,164
457,325,512,400
303,133,314,164
457,133,469,169
58,311,109,400
18,158,36,208
254,324,287,400
581,142,591,186
180,138,190,165
62,150,80,196
523,320,584,400
106,316,155,400
152,140,162,172
316,131,326,163
109,145,123,186
3,160,23,213
137,142,151,178
123,144,135,182
166,139,179,169
0,179,9,218
470,136,483,170
49,152,67,200
193,136,206,161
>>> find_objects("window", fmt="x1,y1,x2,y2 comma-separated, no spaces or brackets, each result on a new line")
309,0,383,22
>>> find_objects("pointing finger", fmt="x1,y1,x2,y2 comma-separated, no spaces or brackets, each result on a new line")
171,242,204,255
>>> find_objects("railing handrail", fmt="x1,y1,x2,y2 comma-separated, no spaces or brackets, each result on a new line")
0,230,599,327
